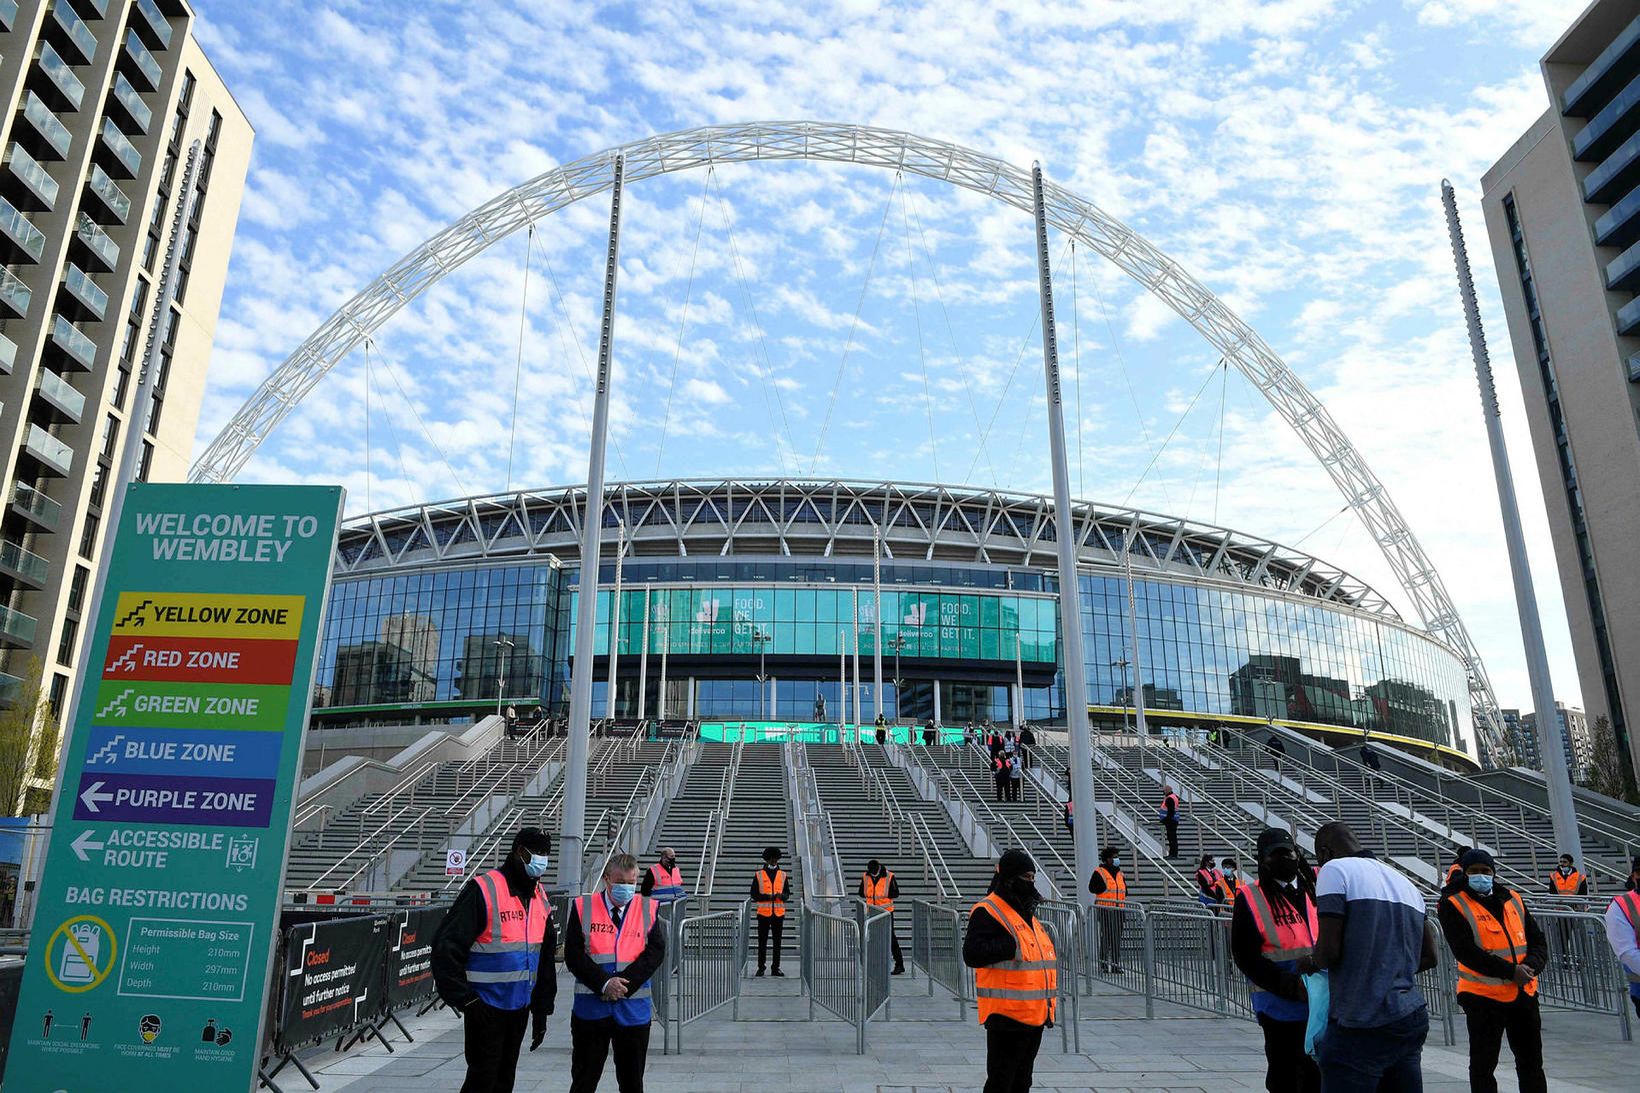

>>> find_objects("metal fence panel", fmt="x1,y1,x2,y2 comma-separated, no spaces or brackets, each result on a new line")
1083,903,1152,1014
1035,899,1082,1053
802,903,867,1054
673,909,744,1053
862,907,894,1023
910,899,970,1018
1144,909,1250,1019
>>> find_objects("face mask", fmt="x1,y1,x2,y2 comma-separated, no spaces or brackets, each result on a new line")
608,882,637,906
1467,874,1494,897
524,853,550,878
1223,868,1237,878
662,857,676,868
1558,866,1572,876
1111,858,1121,868
1268,859,1300,882
1002,876,1039,908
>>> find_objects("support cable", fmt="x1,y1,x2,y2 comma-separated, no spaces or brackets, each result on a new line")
366,342,415,492
1121,358,1224,507
655,167,714,476
963,235,1075,486
367,336,468,499
539,241,631,480
904,187,998,487
811,171,899,476
1085,272,1174,512
897,178,940,483
708,168,796,475
1212,359,1228,526
506,223,535,492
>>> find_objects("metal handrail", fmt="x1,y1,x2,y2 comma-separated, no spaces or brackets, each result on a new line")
1082,744,1246,880
328,806,434,893
360,758,442,817
907,811,958,900
308,803,431,891
291,801,333,831
444,731,559,819
937,761,1066,900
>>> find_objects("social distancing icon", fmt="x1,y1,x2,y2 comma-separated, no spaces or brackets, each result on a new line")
44,915,116,993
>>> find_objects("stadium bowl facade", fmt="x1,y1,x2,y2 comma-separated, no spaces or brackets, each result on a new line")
312,479,1478,766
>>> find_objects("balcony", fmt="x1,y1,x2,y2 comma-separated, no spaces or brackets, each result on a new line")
120,31,162,93
0,266,31,321
1574,72,1640,163
47,2,99,65
82,163,130,225
58,263,106,321
0,0,16,32
107,73,152,135
0,540,50,591
0,672,21,707
0,197,45,263
31,42,86,112
95,118,140,179
34,368,85,423
10,482,62,532
0,331,16,374
1617,294,1640,337
0,604,38,649
131,0,172,51
3,144,60,211
45,314,97,372
1563,13,1640,118
65,0,108,18
21,424,72,478
1629,353,1640,384
17,93,72,162
72,212,117,272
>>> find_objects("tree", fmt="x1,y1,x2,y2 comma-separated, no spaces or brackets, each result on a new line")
1581,715,1638,805
0,658,56,817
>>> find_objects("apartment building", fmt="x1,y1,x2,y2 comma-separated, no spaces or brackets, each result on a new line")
0,0,250,809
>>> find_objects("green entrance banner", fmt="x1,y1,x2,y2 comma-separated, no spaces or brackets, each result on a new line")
7,483,342,1092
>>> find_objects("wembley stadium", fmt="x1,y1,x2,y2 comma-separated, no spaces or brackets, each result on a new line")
309,478,1476,766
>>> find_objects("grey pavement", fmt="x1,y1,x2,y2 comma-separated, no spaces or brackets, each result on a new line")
294,976,1635,1092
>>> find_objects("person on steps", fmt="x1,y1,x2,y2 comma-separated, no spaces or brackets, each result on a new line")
859,859,905,974
750,847,790,976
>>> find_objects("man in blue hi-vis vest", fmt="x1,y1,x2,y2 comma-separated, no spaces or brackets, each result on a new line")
566,852,667,1092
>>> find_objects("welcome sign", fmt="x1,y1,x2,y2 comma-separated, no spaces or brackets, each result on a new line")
7,483,341,1092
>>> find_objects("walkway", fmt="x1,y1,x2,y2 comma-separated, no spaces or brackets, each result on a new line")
296,977,1632,1092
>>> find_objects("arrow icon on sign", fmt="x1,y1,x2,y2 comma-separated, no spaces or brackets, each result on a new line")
71,830,104,861
79,782,114,813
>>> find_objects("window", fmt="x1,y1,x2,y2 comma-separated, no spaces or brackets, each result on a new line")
47,673,67,718
100,414,120,460
138,440,154,481
141,200,166,273
56,618,78,666
67,565,88,613
78,513,99,560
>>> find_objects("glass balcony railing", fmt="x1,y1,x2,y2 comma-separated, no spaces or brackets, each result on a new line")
0,331,16,374
32,42,86,112
122,31,162,92
0,604,38,647
83,163,130,225
0,266,31,321
132,0,172,50
109,72,152,134
0,0,17,33
97,118,140,179
1618,294,1640,337
10,482,62,531
67,0,109,18
20,92,73,160
35,367,85,422
0,539,51,589
22,424,72,477
74,211,118,271
0,196,45,262
4,144,61,210
49,2,99,65
0,672,22,707
1563,13,1640,118
48,313,97,371
60,262,106,321
1574,72,1640,163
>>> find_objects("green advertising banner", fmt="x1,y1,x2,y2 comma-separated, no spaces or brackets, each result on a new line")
7,483,342,1093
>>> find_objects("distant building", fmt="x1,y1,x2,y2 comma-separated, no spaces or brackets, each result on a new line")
1480,0,1640,786
1498,707,1543,770
1508,702,1592,782
0,3,252,809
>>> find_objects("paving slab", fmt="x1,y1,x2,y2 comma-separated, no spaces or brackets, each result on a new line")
294,975,1633,1092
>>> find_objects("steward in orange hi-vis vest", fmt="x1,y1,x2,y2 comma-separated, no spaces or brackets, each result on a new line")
964,850,1056,1092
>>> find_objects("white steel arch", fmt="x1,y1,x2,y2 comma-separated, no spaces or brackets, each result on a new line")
190,121,1507,761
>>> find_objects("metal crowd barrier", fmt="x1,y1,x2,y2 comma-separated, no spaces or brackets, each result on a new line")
802,901,871,1054
910,898,971,1018
1035,899,1082,1053
1521,908,1632,1041
669,906,746,1053
1082,902,1152,1012
1143,908,1249,1020
860,904,894,1027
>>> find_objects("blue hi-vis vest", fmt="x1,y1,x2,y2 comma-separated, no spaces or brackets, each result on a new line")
573,891,658,1026
469,869,550,1011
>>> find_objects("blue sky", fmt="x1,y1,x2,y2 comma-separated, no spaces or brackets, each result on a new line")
189,0,1590,713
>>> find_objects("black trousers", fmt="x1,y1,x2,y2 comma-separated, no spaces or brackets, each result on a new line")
1458,994,1546,1093
1255,1013,1320,1093
984,1019,1045,1093
756,913,785,971
459,1001,529,1093
1164,821,1179,856
568,1014,651,1093
890,925,904,971
994,776,1007,801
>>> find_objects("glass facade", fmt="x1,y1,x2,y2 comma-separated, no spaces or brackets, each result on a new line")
311,557,1470,753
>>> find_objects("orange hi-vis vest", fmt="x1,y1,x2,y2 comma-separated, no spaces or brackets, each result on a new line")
971,893,1056,1026
1094,866,1126,906
647,861,685,902
469,869,551,1010
1239,884,1317,993
756,868,786,917
1445,862,1464,885
863,871,895,913
1614,892,1640,992
1551,869,1585,895
1449,889,1537,1002
572,891,657,1025
1219,873,1240,902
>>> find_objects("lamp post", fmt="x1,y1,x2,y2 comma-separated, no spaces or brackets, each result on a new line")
888,634,908,721
1111,659,1132,734
752,626,772,720
494,637,515,718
